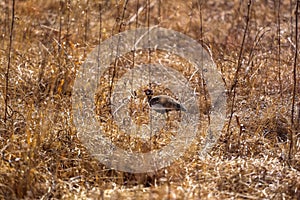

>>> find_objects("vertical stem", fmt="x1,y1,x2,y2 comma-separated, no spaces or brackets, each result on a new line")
289,0,299,161
277,0,282,99
147,0,151,85
146,0,152,148
59,0,63,55
2,0,10,46
198,0,203,42
197,0,210,125
291,0,299,125
109,0,129,97
290,0,294,39
97,2,102,88
226,0,252,150
158,0,161,23
83,0,89,58
4,0,15,132
66,0,71,52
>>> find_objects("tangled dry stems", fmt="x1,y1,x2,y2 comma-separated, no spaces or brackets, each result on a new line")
0,0,299,199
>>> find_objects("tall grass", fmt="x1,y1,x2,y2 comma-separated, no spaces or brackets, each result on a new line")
0,0,299,199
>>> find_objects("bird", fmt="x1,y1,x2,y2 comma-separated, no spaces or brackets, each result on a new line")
144,89,186,114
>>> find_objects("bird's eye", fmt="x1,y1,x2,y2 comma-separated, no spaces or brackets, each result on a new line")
145,89,153,95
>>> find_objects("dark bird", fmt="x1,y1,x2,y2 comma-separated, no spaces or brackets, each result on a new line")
144,89,186,114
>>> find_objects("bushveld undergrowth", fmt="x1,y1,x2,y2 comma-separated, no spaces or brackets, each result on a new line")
0,0,299,199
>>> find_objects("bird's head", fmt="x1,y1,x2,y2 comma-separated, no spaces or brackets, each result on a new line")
144,89,154,96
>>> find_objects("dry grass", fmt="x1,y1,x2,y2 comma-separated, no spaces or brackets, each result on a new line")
0,0,299,199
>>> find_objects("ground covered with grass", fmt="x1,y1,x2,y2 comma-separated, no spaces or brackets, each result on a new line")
0,0,299,199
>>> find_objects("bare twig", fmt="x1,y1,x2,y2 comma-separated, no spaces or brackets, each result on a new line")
59,0,63,55
290,0,294,39
147,0,152,86
109,0,129,109
230,1,252,93
158,0,161,23
277,0,282,99
146,0,152,148
289,0,299,162
197,0,210,125
130,0,140,115
96,2,103,88
291,0,299,126
4,0,15,133
66,0,71,52
83,0,89,58
226,0,252,151
197,0,203,42
2,0,10,46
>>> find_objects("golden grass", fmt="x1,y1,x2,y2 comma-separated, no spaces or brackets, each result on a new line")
0,0,299,199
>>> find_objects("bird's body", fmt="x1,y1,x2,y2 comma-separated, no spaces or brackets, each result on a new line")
144,89,186,114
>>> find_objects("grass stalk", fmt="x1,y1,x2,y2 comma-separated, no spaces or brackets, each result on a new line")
4,0,15,134
289,0,299,162
226,0,252,152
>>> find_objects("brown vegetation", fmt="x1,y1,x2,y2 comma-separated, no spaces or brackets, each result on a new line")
0,0,299,199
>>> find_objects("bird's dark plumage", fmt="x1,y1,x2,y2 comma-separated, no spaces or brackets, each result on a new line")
144,89,186,114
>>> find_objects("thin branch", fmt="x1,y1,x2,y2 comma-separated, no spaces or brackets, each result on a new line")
147,0,152,87
83,0,89,58
97,2,102,88
277,0,282,99
146,0,152,148
59,0,63,55
291,0,299,126
226,0,252,150
66,0,71,52
4,0,15,133
109,0,129,102
289,0,299,162
230,1,252,93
